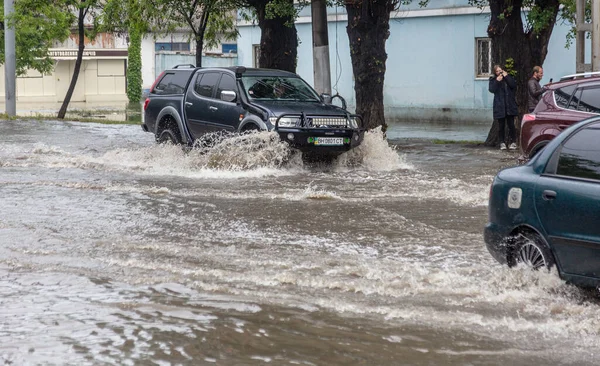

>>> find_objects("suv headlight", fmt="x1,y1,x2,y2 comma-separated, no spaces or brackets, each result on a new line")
348,117,359,129
269,116,300,128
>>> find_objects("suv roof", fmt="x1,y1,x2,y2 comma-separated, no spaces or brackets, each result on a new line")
546,75,600,90
164,65,299,78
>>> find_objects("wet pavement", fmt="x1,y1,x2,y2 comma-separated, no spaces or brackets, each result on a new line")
1,119,599,365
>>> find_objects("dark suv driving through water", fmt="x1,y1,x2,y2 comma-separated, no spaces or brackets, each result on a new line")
142,65,364,161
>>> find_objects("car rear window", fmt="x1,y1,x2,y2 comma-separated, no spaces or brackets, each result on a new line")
153,71,192,95
555,85,577,109
577,87,600,114
556,123,600,180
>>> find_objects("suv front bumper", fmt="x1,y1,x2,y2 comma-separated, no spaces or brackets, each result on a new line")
276,127,364,154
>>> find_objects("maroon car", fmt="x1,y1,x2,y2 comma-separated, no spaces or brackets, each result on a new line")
520,75,600,158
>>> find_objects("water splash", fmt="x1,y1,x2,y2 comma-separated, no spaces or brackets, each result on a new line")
336,127,413,171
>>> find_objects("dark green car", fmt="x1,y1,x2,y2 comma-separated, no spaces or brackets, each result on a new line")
484,116,600,288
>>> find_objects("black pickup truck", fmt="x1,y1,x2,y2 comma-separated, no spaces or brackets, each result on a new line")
142,65,364,160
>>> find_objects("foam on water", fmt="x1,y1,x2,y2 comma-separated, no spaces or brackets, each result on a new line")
3,130,410,180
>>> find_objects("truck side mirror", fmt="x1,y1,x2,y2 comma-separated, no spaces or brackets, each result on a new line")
321,93,332,104
221,90,237,103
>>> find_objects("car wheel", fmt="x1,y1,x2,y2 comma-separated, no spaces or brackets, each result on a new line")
513,232,555,271
157,128,181,145
529,143,547,159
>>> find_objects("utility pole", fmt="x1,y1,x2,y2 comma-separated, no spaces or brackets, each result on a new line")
576,0,600,72
4,0,16,116
311,0,331,95
593,0,600,71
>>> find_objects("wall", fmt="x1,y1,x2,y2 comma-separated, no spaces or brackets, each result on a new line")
237,4,580,123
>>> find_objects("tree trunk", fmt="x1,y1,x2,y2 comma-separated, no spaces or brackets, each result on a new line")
345,1,394,131
57,6,86,119
194,7,211,67
485,0,560,146
249,0,298,72
195,34,204,67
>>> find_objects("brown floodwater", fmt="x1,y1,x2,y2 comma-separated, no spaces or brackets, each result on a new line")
1,119,599,365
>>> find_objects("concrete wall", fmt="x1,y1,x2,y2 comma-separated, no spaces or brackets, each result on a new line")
237,4,581,123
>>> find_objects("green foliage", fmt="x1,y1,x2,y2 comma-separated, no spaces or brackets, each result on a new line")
126,26,142,103
141,0,238,53
504,58,517,77
0,0,74,75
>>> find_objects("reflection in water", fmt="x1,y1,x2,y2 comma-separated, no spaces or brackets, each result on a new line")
0,120,599,365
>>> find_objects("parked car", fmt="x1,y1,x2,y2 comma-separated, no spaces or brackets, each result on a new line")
485,116,600,288
142,65,364,161
520,73,600,158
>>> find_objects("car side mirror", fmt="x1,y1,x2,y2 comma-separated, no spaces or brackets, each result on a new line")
220,90,237,103
321,93,332,104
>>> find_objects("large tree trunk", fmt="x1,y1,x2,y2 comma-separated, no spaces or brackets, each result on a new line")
485,0,560,146
248,0,297,72
58,6,86,119
345,1,395,131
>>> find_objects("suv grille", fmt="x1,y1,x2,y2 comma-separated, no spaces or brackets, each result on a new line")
309,117,347,127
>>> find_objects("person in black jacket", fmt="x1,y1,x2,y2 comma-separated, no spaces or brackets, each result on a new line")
489,65,518,150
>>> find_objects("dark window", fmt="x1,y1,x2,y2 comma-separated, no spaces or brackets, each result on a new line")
155,42,190,52
568,88,582,110
557,123,600,180
222,44,238,54
153,73,174,94
216,74,236,100
153,71,191,95
194,72,220,98
577,87,600,114
555,85,577,109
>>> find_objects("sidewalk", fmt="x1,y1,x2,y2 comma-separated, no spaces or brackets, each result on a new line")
386,121,490,142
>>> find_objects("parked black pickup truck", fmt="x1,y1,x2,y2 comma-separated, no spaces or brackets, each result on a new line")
142,65,364,160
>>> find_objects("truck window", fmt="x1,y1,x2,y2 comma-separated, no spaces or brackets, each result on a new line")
153,71,191,95
194,72,220,98
216,74,236,99
153,73,174,94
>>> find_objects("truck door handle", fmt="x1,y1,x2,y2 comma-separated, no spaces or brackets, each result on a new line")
185,102,193,107
209,106,218,111
542,190,557,200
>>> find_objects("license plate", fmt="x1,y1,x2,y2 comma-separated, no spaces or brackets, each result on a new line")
314,137,344,146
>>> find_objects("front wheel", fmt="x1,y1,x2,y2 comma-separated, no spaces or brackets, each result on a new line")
512,232,555,271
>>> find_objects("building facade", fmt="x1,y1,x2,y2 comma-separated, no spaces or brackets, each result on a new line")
236,1,581,123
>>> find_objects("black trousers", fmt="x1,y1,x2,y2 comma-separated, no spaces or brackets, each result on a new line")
498,116,516,145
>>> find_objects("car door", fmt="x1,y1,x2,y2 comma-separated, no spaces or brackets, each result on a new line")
206,73,244,133
534,122,600,277
184,71,221,138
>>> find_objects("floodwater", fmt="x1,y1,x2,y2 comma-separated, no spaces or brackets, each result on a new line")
1,120,599,365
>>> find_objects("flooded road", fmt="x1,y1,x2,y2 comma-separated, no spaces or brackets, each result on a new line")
1,120,599,365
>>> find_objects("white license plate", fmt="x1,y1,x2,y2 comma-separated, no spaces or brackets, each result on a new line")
314,137,344,146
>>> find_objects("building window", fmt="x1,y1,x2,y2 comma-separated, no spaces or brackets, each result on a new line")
222,44,238,54
155,42,191,52
253,45,260,68
476,38,492,78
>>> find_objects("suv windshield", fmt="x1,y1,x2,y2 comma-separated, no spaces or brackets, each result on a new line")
241,76,320,102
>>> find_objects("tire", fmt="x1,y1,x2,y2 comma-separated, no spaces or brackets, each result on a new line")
157,128,181,145
241,123,260,132
512,232,555,271
529,142,547,159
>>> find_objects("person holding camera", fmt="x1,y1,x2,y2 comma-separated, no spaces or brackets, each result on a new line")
489,65,518,150
527,66,547,112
